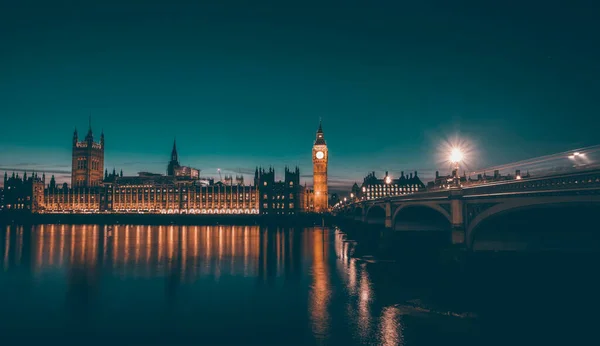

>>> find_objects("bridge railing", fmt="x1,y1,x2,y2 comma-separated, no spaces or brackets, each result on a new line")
462,168,600,195
333,169,600,211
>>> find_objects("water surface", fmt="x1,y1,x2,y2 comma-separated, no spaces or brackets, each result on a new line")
2,224,593,345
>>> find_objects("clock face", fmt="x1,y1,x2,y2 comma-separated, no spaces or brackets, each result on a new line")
316,151,324,159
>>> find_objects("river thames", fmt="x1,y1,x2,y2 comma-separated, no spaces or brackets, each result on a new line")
0,224,597,345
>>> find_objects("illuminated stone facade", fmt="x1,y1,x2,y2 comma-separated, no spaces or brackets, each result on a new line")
105,175,258,214
255,166,307,215
312,121,328,212
71,120,104,187
2,172,45,212
2,126,322,216
356,171,426,201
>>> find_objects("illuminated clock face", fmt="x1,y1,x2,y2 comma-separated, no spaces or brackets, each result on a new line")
316,151,324,159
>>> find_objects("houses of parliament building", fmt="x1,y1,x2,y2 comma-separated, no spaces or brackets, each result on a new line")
1,122,325,215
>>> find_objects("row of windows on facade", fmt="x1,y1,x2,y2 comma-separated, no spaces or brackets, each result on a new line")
44,193,256,200
110,188,256,193
262,211,296,215
76,158,101,170
42,203,254,208
263,194,294,200
366,188,419,194
262,181,295,186
3,204,28,209
109,196,255,201
263,203,294,209
74,178,101,187
365,184,421,190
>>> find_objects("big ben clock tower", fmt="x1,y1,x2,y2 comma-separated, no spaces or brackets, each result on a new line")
312,120,328,212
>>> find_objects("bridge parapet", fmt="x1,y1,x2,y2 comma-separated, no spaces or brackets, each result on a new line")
463,169,600,196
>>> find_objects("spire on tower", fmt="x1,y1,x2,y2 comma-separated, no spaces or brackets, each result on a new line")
314,119,326,145
171,138,179,163
86,115,93,140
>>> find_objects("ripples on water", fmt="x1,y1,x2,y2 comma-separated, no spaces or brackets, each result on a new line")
1,224,595,345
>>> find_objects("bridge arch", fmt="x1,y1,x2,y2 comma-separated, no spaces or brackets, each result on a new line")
466,195,600,250
392,203,452,232
365,204,386,225
354,206,363,220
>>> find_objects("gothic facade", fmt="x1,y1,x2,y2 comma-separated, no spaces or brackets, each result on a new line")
255,166,308,215
312,121,328,212
1,122,324,215
71,119,104,187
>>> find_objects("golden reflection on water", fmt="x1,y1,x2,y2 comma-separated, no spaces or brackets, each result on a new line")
0,225,406,344
1,224,272,280
309,227,331,342
332,228,405,345
4,226,10,271
379,306,404,346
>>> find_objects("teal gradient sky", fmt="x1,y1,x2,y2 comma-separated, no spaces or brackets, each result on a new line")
1,1,599,192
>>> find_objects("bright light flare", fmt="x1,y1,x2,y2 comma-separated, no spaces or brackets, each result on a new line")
385,176,392,184
436,135,476,171
449,148,464,163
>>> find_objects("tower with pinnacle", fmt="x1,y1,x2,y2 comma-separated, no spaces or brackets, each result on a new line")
71,117,104,187
167,139,181,176
312,120,328,212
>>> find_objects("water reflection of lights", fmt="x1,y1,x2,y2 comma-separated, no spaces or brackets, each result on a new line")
309,228,331,342
3,224,264,280
378,306,404,346
357,265,372,340
4,227,10,270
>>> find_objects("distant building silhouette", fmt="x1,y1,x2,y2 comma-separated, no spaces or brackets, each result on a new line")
255,166,309,215
354,171,426,201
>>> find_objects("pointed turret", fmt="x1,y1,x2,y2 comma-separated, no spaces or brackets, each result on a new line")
120,169,123,177
50,175,56,189
167,138,181,176
100,128,105,146
23,171,27,181
171,138,178,163
314,119,326,145
73,127,78,145
3,171,7,186
86,115,93,141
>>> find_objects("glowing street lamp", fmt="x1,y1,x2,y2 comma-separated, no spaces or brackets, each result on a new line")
450,147,464,165
449,147,463,186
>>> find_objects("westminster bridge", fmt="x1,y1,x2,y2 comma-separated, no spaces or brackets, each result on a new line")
333,168,600,251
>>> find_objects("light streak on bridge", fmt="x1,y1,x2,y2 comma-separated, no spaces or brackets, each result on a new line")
468,144,600,178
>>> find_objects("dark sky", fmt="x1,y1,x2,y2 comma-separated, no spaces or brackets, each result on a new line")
1,0,598,191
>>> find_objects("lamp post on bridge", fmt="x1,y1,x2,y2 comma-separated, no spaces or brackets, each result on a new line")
450,147,463,188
